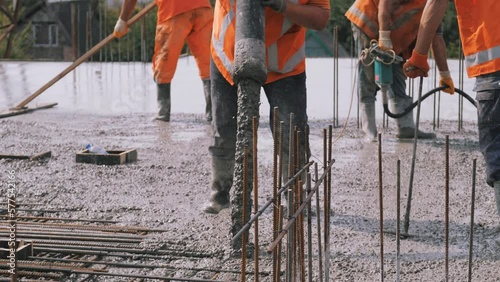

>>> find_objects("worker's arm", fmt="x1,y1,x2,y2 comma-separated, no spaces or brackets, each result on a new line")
403,0,448,78
114,0,138,38
282,2,329,31
262,0,329,31
377,0,396,50
430,33,455,94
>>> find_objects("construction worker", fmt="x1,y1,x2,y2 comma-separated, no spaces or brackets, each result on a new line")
345,0,454,142
114,0,213,122
203,0,330,214
404,0,500,218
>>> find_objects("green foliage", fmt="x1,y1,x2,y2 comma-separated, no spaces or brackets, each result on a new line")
0,4,34,59
96,4,158,62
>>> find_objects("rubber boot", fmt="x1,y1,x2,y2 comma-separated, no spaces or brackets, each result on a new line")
203,157,234,214
360,102,378,142
153,83,171,121
494,181,500,217
202,79,212,122
390,97,436,139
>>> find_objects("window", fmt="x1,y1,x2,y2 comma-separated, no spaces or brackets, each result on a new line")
33,22,59,47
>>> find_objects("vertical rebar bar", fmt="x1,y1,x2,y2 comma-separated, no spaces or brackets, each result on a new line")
396,159,401,282
306,172,313,282
272,108,279,282
306,126,313,282
287,113,295,282
445,135,449,282
71,3,77,61
277,121,285,282
333,26,339,127
467,159,476,282
253,117,259,282
241,146,249,282
458,43,464,131
378,133,384,282
315,163,324,282
403,76,424,234
325,125,333,282
322,128,328,281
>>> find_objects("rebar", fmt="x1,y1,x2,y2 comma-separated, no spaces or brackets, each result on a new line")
445,135,450,282
29,256,269,275
287,113,295,282
333,26,339,127
0,215,117,224
396,160,401,282
272,107,279,282
252,117,259,282
277,121,285,282
33,244,216,258
378,133,384,282
325,125,333,282
314,163,324,282
468,159,476,282
267,158,335,253
322,128,328,279
403,76,424,234
231,162,313,243
306,126,313,282
0,232,142,244
241,145,249,282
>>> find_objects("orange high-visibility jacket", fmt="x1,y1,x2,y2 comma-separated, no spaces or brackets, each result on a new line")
345,0,426,56
455,1,500,78
211,0,330,85
156,0,212,24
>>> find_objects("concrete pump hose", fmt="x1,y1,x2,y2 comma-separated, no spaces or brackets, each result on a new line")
383,86,476,119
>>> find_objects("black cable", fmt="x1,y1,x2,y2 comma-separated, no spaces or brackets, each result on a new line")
383,86,476,118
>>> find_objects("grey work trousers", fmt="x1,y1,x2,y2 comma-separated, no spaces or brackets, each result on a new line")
209,58,309,180
477,88,500,187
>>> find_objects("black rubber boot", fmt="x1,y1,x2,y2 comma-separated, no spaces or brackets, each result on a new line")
153,83,171,122
203,79,212,122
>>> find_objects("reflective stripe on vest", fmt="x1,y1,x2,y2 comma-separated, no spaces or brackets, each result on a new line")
267,0,303,73
466,45,500,69
347,2,421,37
212,0,235,74
347,5,378,37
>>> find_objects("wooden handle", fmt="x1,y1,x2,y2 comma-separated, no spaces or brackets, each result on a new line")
12,2,157,110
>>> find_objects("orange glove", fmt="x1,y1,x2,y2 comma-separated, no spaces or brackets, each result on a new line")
403,50,430,78
113,18,128,38
439,71,455,94
378,30,393,50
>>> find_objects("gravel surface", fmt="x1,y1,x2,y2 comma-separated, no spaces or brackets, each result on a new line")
0,111,499,281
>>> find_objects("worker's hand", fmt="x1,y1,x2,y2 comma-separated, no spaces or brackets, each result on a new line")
113,18,128,38
378,30,393,50
262,0,287,13
439,71,455,94
403,50,429,78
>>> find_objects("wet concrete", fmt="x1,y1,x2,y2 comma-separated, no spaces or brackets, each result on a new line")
1,58,478,122
0,58,497,281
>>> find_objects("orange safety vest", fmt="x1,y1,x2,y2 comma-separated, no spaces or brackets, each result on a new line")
455,1,500,78
345,0,426,56
156,0,212,24
211,0,310,85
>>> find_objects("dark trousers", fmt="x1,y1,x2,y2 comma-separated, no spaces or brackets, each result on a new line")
477,88,500,186
209,58,309,179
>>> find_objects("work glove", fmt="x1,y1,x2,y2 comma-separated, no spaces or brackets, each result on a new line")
378,30,393,50
403,50,429,78
439,71,455,94
113,18,128,38
262,0,287,13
